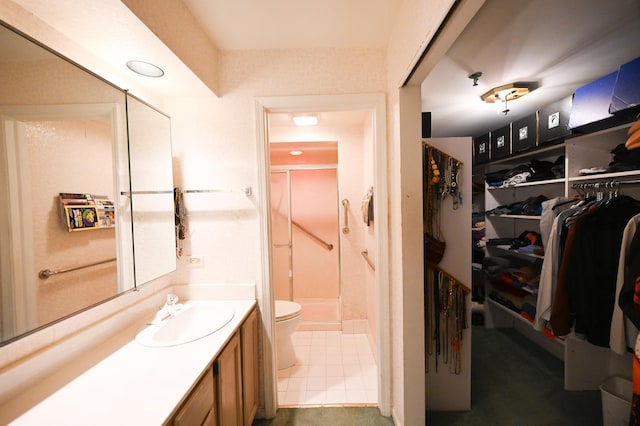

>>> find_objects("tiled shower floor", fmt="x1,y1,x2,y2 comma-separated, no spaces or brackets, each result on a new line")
277,330,378,407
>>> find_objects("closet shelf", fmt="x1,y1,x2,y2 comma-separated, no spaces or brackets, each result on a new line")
490,244,544,260
487,178,566,190
486,298,564,347
568,170,640,182
487,214,541,220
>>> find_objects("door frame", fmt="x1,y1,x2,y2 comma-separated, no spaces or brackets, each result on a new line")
255,93,390,417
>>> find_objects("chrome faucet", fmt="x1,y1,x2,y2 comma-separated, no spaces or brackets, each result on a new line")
149,293,183,324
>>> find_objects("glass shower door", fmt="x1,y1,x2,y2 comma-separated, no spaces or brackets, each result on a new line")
270,171,292,301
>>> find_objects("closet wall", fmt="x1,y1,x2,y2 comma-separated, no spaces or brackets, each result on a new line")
424,137,473,410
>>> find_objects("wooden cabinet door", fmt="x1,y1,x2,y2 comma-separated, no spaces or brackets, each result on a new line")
172,368,216,426
216,331,243,426
241,308,259,426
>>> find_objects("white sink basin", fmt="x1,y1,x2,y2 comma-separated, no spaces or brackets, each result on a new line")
136,301,235,347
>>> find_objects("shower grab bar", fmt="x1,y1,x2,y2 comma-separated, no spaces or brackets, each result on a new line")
39,257,116,279
361,249,375,271
292,220,333,251
341,199,350,234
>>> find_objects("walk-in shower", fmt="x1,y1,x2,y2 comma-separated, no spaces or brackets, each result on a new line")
270,167,341,328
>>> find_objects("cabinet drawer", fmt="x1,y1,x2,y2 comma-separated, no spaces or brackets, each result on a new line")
173,368,215,426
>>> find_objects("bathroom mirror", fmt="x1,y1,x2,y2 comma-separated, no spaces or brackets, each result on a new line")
125,94,176,285
0,21,175,345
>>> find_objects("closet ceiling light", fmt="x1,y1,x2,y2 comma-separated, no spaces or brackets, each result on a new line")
126,60,165,78
481,82,536,115
292,115,318,126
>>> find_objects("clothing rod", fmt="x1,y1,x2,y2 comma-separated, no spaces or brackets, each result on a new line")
361,249,375,271
120,190,173,196
180,186,252,197
572,179,640,187
39,258,116,279
292,220,333,251
425,262,471,294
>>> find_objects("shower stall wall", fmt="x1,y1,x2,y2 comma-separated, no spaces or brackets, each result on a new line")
270,168,340,328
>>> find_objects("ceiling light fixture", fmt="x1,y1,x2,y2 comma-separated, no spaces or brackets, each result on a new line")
292,115,318,126
126,60,165,78
481,82,535,115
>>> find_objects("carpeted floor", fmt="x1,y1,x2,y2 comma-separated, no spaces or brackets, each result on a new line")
427,325,603,426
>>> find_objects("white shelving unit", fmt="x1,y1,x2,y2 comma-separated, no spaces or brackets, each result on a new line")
478,122,635,390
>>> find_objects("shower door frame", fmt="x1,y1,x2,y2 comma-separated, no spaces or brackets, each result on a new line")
270,164,341,325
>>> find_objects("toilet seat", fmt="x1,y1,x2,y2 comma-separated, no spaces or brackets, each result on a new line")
275,300,302,322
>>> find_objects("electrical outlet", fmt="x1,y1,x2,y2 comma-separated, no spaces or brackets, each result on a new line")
188,256,204,267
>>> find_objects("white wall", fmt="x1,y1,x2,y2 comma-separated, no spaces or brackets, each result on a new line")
166,48,387,289
385,1,458,424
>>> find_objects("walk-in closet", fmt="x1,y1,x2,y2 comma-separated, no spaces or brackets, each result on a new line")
420,0,640,423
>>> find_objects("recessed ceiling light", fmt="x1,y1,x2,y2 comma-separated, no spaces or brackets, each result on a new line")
126,60,164,78
292,115,318,126
289,150,303,156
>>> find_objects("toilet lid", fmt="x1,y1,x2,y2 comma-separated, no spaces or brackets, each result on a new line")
275,300,302,321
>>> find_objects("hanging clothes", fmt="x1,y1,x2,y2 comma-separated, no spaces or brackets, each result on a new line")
550,195,640,346
534,200,579,331
610,213,640,354
617,222,640,426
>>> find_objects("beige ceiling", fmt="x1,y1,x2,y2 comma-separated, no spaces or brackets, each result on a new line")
182,0,640,137
181,0,403,50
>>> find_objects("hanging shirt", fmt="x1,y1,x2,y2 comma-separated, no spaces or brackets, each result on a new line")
611,213,640,355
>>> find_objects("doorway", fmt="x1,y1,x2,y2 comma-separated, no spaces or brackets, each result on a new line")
255,93,390,416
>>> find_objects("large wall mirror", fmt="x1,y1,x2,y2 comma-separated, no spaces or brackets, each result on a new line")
0,22,175,345
126,94,176,285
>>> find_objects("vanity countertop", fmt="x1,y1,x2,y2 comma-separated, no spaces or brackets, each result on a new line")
10,299,256,426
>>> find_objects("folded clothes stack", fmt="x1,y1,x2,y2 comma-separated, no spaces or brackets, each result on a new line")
625,116,640,150
579,118,640,175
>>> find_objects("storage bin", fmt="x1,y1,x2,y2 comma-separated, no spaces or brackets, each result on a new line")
569,71,622,133
489,124,510,160
511,113,537,153
473,133,490,165
600,375,632,426
610,55,640,117
538,96,572,144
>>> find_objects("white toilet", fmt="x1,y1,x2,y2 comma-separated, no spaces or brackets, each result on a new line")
275,300,302,370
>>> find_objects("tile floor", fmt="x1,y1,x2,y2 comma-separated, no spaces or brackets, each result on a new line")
277,330,378,407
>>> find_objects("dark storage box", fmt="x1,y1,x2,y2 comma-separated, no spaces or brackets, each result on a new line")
569,71,627,133
490,124,511,160
610,56,640,118
511,113,538,153
473,133,490,165
538,96,572,144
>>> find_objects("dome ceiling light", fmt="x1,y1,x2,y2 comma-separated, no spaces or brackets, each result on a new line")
126,60,165,78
